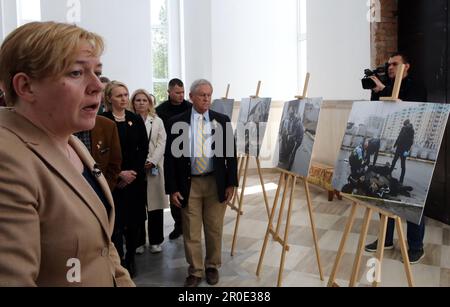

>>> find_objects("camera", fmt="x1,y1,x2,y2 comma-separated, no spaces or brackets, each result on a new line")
361,63,389,90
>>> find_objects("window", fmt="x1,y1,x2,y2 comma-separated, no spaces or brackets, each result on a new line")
17,0,41,26
151,0,169,104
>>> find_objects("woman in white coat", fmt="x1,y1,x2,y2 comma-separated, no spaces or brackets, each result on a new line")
132,89,168,253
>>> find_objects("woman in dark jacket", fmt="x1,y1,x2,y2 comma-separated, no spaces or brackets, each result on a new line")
102,81,148,277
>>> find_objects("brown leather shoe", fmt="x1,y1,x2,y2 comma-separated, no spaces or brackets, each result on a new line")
205,268,219,285
184,275,202,287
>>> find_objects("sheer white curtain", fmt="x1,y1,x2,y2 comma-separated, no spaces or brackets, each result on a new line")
0,0,18,42
17,0,41,26
168,0,183,81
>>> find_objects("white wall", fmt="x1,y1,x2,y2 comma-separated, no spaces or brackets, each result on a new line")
0,0,4,42
185,0,369,101
0,0,18,42
182,0,212,91
0,0,4,41
210,0,299,101
307,0,371,100
40,0,152,93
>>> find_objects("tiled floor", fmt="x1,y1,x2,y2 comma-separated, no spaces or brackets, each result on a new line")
133,172,450,287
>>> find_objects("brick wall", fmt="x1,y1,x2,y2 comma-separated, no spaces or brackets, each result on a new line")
371,0,398,67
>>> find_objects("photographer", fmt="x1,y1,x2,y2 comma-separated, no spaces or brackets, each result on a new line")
364,52,426,265
369,53,427,102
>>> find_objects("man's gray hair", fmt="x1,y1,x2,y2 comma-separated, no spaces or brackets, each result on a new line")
190,79,213,94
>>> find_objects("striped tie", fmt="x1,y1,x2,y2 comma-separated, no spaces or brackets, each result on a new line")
195,115,207,174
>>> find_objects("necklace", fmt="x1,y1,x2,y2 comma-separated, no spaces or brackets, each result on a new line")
113,112,126,121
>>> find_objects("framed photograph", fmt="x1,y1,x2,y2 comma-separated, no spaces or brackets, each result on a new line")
211,98,235,120
236,97,272,157
273,98,323,177
332,101,450,224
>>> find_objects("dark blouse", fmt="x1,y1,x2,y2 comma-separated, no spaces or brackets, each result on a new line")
82,166,110,216
100,111,148,177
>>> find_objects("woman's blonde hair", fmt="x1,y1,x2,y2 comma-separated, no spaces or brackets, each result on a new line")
131,89,156,117
0,21,104,106
104,81,130,109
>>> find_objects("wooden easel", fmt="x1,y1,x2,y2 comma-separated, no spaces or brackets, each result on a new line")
256,170,324,287
295,72,311,100
327,196,414,287
256,76,324,287
229,81,271,256
328,65,414,287
380,64,405,101
222,84,231,100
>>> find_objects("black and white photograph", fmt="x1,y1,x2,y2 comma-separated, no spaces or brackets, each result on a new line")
236,97,272,157
332,101,450,224
273,98,322,177
211,98,235,120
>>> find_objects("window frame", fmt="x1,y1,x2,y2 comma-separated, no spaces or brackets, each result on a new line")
151,0,170,104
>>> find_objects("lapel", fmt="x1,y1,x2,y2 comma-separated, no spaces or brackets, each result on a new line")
70,137,115,234
183,108,193,125
208,110,219,134
90,121,102,161
208,111,219,164
124,110,136,128
1,110,113,237
182,108,193,163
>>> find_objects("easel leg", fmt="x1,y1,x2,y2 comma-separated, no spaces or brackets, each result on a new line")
277,176,297,287
231,155,250,256
268,172,284,241
349,208,372,287
396,217,414,287
304,180,324,281
256,157,271,218
327,202,358,287
257,172,285,276
231,156,245,209
372,214,388,287
275,174,290,238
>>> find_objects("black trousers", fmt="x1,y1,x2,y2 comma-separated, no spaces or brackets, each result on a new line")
137,222,146,247
137,210,165,246
112,222,139,261
390,150,407,183
385,217,425,251
170,203,182,232
148,209,164,245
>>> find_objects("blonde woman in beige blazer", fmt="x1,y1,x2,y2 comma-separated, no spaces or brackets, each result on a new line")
132,90,168,254
0,22,134,287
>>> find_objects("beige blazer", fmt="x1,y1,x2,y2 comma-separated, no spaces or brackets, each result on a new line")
146,115,168,211
0,109,134,287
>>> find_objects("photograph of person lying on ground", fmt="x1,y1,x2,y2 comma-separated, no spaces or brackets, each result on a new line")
332,100,450,224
